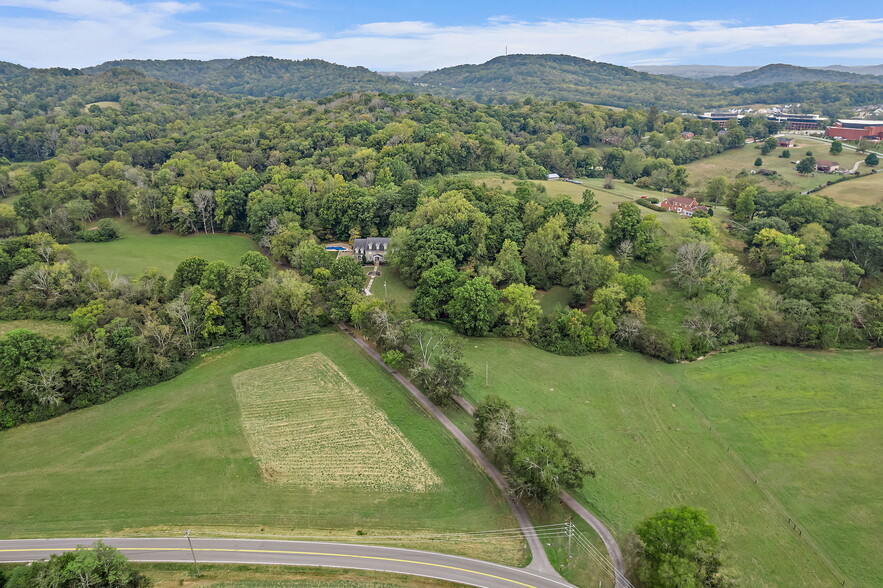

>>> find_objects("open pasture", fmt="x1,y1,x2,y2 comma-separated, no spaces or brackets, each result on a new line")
457,338,882,587
686,139,867,193
816,170,883,207
69,219,258,277
0,332,523,563
233,353,440,491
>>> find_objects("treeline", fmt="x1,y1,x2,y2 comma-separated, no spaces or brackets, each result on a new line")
1,66,739,174
0,233,345,428
684,175,883,351
0,541,149,588
84,56,414,100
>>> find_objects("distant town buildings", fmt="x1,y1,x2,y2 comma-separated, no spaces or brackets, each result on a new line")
698,112,743,127
824,120,883,141
766,113,825,130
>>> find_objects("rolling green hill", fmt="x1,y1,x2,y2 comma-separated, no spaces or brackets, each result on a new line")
707,63,883,87
414,54,720,110
413,54,883,112
84,56,415,100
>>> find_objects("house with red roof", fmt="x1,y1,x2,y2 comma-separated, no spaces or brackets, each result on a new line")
660,196,708,217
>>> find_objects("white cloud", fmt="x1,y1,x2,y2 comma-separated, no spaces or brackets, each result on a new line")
199,22,322,42
1,6,882,70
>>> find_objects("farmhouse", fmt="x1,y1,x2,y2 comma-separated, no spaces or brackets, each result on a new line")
815,160,840,173
353,237,391,264
660,196,708,217
824,119,883,141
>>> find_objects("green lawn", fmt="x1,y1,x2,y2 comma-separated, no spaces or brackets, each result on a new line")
686,139,867,193
69,219,259,277
457,339,881,587
365,266,415,308
0,331,523,565
816,171,883,207
0,319,71,339
538,286,572,314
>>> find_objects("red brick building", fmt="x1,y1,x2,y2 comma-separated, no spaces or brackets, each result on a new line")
825,119,883,141
660,196,708,217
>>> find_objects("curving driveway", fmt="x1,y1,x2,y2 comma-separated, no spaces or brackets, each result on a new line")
0,538,575,588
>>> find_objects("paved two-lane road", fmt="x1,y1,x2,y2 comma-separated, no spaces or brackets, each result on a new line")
0,538,576,588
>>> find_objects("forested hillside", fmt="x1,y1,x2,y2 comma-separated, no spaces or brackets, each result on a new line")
706,63,883,87
1,66,882,429
84,56,414,100
413,55,883,114
7,54,883,114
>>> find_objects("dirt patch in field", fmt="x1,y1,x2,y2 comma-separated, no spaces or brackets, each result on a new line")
232,353,441,492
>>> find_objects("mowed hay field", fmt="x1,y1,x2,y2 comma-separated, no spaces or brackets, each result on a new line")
233,353,440,491
69,219,258,277
458,339,882,587
685,138,867,193
0,331,523,563
817,171,883,207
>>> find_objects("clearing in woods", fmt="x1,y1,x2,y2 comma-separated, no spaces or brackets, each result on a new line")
232,353,440,491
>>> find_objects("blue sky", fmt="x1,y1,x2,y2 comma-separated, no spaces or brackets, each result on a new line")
1,0,882,70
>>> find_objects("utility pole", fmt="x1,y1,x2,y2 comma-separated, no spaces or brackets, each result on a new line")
485,362,489,387
566,519,573,560
185,529,200,577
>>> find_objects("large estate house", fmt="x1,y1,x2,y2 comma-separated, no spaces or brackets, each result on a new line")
353,237,391,264
660,196,709,217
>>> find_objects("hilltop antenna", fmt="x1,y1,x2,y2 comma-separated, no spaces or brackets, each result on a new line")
505,45,508,56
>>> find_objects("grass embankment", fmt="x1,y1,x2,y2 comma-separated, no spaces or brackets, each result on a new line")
0,331,524,565
0,563,460,588
686,137,868,193
458,339,882,587
69,219,258,277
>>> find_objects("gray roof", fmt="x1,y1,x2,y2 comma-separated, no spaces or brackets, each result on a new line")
353,238,390,251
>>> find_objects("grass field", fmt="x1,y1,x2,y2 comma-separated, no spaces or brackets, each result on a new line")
538,286,572,313
816,171,883,207
69,219,258,277
457,339,882,587
0,563,460,588
232,353,440,491
364,266,415,308
134,563,461,588
0,319,71,339
0,331,524,564
686,138,867,193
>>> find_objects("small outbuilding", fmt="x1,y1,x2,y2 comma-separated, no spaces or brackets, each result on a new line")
816,160,840,173
776,137,793,147
547,173,560,180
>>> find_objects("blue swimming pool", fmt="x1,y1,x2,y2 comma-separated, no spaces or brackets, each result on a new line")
325,246,347,251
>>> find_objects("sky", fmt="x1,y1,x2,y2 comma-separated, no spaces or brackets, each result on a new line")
1,0,882,71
